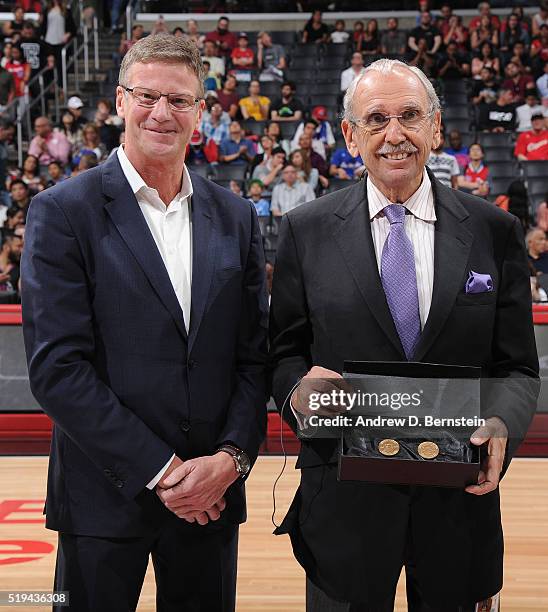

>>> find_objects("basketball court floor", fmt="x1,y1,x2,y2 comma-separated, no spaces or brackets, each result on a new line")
1,456,547,611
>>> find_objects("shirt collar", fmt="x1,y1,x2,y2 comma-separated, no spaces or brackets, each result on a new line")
116,145,193,204
367,169,436,223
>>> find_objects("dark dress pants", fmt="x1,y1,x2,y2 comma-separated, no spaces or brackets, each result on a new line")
53,521,238,612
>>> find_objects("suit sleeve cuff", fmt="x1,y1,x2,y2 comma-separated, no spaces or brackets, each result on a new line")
146,453,175,489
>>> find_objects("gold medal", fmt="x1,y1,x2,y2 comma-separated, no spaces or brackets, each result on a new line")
417,441,439,459
378,439,400,456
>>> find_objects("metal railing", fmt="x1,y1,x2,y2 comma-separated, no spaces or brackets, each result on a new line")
5,13,99,167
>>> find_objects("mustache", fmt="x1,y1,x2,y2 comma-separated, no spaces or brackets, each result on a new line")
377,142,418,155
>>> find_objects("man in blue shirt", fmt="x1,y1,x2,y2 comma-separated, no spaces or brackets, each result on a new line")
329,147,365,180
219,121,255,165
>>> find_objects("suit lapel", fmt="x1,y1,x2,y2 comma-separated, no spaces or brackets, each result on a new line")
188,174,216,353
331,180,405,358
413,174,473,360
102,154,188,341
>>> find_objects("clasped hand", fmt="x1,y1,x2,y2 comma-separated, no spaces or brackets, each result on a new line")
156,453,239,525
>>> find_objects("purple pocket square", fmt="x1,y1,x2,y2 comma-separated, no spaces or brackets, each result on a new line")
465,270,493,294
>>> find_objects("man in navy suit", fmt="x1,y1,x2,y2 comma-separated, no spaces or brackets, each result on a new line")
22,34,268,611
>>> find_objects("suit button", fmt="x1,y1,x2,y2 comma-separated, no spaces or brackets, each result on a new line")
179,419,190,432
115,480,124,488
187,359,196,369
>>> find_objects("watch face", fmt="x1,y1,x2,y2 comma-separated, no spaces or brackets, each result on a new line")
237,452,251,475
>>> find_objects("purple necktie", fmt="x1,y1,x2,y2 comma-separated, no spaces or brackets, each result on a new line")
380,204,421,360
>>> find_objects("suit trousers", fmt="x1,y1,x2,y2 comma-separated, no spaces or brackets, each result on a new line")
53,521,238,612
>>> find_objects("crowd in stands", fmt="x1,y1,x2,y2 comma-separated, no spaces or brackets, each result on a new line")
0,3,548,303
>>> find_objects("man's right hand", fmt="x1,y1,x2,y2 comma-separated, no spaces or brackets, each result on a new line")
291,366,352,417
156,456,226,525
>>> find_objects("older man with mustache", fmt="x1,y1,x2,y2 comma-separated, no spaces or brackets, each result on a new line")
269,59,538,611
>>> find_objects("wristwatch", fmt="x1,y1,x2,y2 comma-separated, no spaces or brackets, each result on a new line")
217,444,251,477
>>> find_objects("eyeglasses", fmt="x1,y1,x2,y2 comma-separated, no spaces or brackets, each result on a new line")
123,86,201,112
350,108,434,134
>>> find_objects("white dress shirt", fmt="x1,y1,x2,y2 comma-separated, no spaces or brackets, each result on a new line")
117,145,192,489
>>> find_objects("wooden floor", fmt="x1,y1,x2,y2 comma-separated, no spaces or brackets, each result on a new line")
0,456,547,611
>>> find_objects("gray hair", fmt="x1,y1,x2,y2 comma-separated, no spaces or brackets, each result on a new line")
119,33,206,97
342,58,441,124
526,228,546,245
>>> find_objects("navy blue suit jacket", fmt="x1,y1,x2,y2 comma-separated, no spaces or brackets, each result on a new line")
21,153,269,537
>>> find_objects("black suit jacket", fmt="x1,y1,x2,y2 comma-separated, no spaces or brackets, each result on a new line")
269,171,538,606
22,153,269,537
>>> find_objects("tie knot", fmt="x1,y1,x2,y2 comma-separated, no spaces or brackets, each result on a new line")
383,204,406,225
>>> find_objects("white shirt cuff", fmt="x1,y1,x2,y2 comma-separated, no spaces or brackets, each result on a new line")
146,453,175,489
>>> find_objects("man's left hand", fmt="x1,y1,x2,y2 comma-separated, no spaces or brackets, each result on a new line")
465,417,508,496
156,452,239,514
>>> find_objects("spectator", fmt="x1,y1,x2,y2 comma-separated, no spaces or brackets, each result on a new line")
469,2,501,31
0,64,15,114
73,151,98,176
445,129,470,171
471,41,501,79
239,80,270,121
217,74,240,119
298,133,328,179
531,26,548,76
503,180,531,230
360,19,380,56
329,146,364,181
290,118,326,158
28,116,71,166
502,61,534,103
230,32,254,80
19,154,44,194
66,96,86,129
302,10,329,45
408,38,437,77
256,31,286,82
353,21,365,52
219,121,255,166
19,22,46,82
478,88,517,132
437,41,471,79
341,52,364,93
516,93,546,132
0,119,12,207
229,180,243,196
4,44,30,117
205,16,238,60
150,15,168,36
2,209,26,242
457,142,490,197
39,0,77,82
247,179,270,216
330,20,349,45
201,40,225,80
202,61,219,92
532,0,548,38
289,149,319,191
505,6,531,34
538,61,548,103
45,160,65,188
311,106,335,155
119,25,144,59
471,67,499,107
172,27,184,38
408,12,442,58
185,19,205,51
530,272,548,302
1,43,13,69
500,13,530,61
201,100,230,144
9,179,31,213
526,228,548,273
470,14,500,51
427,132,460,188
380,18,408,56
251,134,274,172
514,113,548,160
270,81,304,123
72,123,107,167
0,232,22,299
271,163,315,216
95,98,122,151
58,110,83,151
263,121,290,155
2,7,25,39
508,41,533,74
441,15,469,52
435,3,453,29
252,146,286,189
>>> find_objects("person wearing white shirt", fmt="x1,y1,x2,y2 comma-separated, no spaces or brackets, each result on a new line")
536,62,548,101
515,92,547,132
271,163,315,215
340,51,365,92
21,33,267,612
